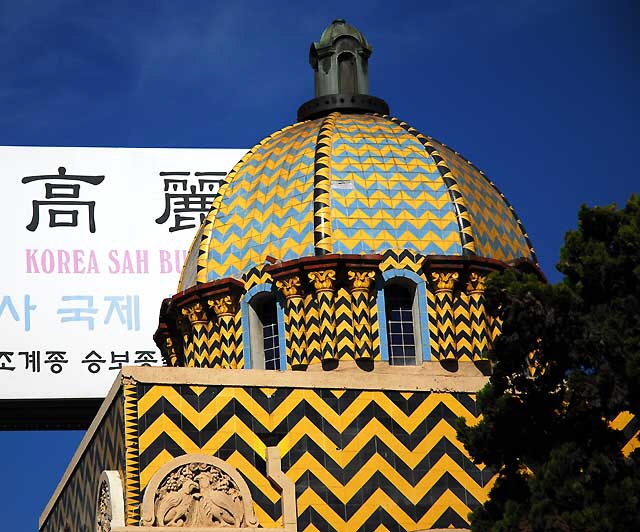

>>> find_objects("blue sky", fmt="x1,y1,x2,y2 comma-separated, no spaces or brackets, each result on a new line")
1,0,638,529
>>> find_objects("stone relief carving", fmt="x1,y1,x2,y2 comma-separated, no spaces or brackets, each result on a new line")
154,463,243,527
96,479,111,532
141,455,260,528
94,470,125,532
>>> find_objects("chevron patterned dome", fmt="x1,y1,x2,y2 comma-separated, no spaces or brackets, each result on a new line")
178,112,536,289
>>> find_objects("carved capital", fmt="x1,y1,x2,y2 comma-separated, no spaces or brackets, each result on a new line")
466,271,487,295
276,275,303,299
308,269,336,292
208,294,238,317
181,302,208,325
431,271,459,293
164,337,179,366
176,316,191,337
347,270,375,292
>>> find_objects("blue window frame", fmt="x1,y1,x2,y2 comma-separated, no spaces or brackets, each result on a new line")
385,281,417,365
241,284,287,370
376,269,432,364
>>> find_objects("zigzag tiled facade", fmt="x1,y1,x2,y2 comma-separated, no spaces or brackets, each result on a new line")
40,20,638,532
157,252,510,369
134,384,492,530
40,370,639,532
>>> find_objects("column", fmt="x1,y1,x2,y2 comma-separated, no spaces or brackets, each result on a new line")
308,269,338,362
209,294,240,369
431,271,459,360
347,270,376,360
276,275,308,369
181,301,213,367
467,271,489,361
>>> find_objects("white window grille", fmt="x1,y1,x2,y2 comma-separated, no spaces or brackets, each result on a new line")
385,281,419,365
248,294,281,370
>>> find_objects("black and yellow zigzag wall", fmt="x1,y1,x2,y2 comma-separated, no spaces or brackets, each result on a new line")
41,373,639,532
133,383,493,531
160,251,509,370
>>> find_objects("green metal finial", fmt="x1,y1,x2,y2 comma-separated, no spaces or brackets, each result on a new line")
297,20,388,121
309,19,372,97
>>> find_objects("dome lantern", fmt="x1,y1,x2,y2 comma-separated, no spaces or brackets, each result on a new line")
311,19,371,97
297,19,389,121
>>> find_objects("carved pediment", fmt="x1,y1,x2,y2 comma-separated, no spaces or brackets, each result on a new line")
140,455,259,528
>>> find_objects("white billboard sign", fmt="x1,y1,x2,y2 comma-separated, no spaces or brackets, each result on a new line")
0,146,246,399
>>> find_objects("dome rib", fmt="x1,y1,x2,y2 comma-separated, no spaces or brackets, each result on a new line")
382,115,477,256
178,122,304,290
312,112,338,255
426,136,538,265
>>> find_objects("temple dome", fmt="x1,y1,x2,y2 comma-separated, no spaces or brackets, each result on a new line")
179,112,536,290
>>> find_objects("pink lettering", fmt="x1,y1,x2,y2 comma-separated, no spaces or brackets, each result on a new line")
73,250,85,273
57,250,70,273
26,249,39,273
87,251,99,273
121,252,133,274
136,250,149,274
41,249,54,273
108,249,119,273
159,250,172,273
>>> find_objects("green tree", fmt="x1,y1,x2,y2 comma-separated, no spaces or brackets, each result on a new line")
457,195,640,531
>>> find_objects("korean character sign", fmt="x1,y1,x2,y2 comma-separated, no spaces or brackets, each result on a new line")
0,146,246,401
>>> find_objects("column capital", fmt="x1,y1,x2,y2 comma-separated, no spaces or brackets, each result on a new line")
276,275,303,299
431,271,459,293
308,269,336,292
181,301,209,325
347,270,376,292
164,337,180,366
466,271,487,295
208,294,238,317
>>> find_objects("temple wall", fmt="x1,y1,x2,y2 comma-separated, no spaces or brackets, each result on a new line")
40,367,638,532
133,384,492,530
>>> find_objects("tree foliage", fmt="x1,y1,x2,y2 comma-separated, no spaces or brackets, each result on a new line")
457,195,640,531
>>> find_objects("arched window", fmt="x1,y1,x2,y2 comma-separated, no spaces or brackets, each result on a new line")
338,51,357,93
377,270,431,365
242,285,285,370
384,280,419,365
254,295,280,370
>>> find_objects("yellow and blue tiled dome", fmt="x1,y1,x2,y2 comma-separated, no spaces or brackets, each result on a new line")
179,112,535,289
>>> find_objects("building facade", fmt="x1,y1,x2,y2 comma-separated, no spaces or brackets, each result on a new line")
38,20,637,532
